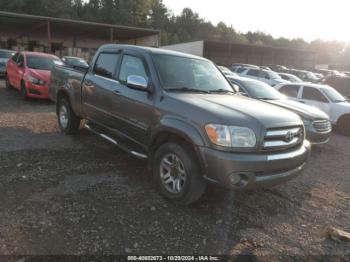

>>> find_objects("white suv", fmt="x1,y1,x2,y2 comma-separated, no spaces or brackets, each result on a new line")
239,68,289,86
275,82,350,135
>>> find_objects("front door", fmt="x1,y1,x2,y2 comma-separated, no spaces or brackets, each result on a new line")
112,51,155,145
300,86,331,115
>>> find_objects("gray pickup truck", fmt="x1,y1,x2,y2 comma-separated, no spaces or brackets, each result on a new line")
49,44,311,204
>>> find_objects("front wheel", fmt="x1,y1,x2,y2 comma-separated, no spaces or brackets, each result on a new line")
152,142,207,205
21,81,28,100
5,76,11,89
337,115,350,136
57,98,81,135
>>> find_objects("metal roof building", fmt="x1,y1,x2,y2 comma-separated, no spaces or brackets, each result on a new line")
0,11,160,60
162,40,316,69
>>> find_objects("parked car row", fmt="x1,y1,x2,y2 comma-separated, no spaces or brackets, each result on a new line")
225,62,350,137
1,46,349,204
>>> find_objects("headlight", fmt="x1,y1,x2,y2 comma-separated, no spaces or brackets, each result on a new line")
205,124,256,148
302,118,312,127
28,76,45,85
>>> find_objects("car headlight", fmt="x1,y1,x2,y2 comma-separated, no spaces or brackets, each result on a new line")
205,124,256,148
28,76,45,85
302,118,312,127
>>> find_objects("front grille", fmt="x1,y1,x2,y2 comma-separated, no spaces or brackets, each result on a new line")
263,126,304,151
313,120,332,133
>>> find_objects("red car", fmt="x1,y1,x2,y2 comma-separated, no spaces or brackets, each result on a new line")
6,51,62,99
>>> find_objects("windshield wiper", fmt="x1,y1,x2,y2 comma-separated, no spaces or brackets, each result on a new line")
208,89,235,94
257,97,276,100
166,87,209,94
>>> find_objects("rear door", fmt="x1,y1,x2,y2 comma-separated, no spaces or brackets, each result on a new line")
300,86,331,115
82,51,122,127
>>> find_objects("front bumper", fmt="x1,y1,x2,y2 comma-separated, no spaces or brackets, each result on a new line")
199,140,311,189
25,82,49,99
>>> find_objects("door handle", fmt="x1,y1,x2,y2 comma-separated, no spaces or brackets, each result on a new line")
113,90,121,96
84,80,93,87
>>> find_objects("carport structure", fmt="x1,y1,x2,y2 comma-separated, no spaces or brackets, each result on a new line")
163,40,316,69
0,11,160,60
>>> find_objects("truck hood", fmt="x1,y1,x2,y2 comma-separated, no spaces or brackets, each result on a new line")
166,93,302,129
267,99,329,120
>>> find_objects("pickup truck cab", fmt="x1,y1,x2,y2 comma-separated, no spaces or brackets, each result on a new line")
49,44,311,204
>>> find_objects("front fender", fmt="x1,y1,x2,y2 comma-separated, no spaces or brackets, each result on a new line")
150,116,208,147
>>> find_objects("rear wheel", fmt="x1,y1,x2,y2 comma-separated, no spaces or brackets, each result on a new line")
337,115,350,136
152,142,206,205
57,97,81,135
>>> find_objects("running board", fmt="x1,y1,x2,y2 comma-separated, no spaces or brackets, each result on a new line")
84,124,148,159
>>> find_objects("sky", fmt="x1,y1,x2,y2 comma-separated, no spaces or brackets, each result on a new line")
163,0,350,42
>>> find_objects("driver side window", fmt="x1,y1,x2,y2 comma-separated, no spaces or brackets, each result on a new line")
302,87,328,102
119,55,148,83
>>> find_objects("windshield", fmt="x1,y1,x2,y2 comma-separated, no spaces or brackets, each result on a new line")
0,51,13,59
27,55,59,70
240,79,285,100
322,87,348,102
152,54,234,92
267,71,282,79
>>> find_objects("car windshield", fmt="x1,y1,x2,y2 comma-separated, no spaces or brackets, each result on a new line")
267,71,282,79
27,55,59,70
153,54,234,93
322,87,348,102
0,51,13,59
240,79,285,100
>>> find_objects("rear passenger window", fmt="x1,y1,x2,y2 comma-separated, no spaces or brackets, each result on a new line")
302,87,328,102
119,55,148,82
94,53,119,79
279,85,300,98
247,69,259,77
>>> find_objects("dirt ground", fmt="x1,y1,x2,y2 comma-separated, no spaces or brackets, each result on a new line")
0,80,349,260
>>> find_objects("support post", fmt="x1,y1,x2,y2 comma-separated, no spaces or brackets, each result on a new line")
47,21,52,53
110,28,114,43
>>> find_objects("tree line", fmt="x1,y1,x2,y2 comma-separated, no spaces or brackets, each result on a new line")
0,0,349,66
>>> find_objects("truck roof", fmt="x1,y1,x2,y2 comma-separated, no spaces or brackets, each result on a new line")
100,44,209,61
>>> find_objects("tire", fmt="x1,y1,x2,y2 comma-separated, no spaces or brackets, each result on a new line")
57,97,81,135
20,81,28,100
337,115,350,136
5,76,11,89
152,142,207,205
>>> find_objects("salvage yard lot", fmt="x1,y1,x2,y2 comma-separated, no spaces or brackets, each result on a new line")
0,80,349,258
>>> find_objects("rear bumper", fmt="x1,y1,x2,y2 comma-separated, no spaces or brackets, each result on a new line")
199,140,311,189
25,82,49,99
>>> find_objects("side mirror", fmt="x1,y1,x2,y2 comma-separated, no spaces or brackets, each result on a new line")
74,63,90,72
127,75,148,91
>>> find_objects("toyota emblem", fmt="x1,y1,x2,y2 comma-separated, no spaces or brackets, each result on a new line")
285,131,294,142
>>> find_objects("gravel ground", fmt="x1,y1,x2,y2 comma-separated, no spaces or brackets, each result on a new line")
0,80,349,260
